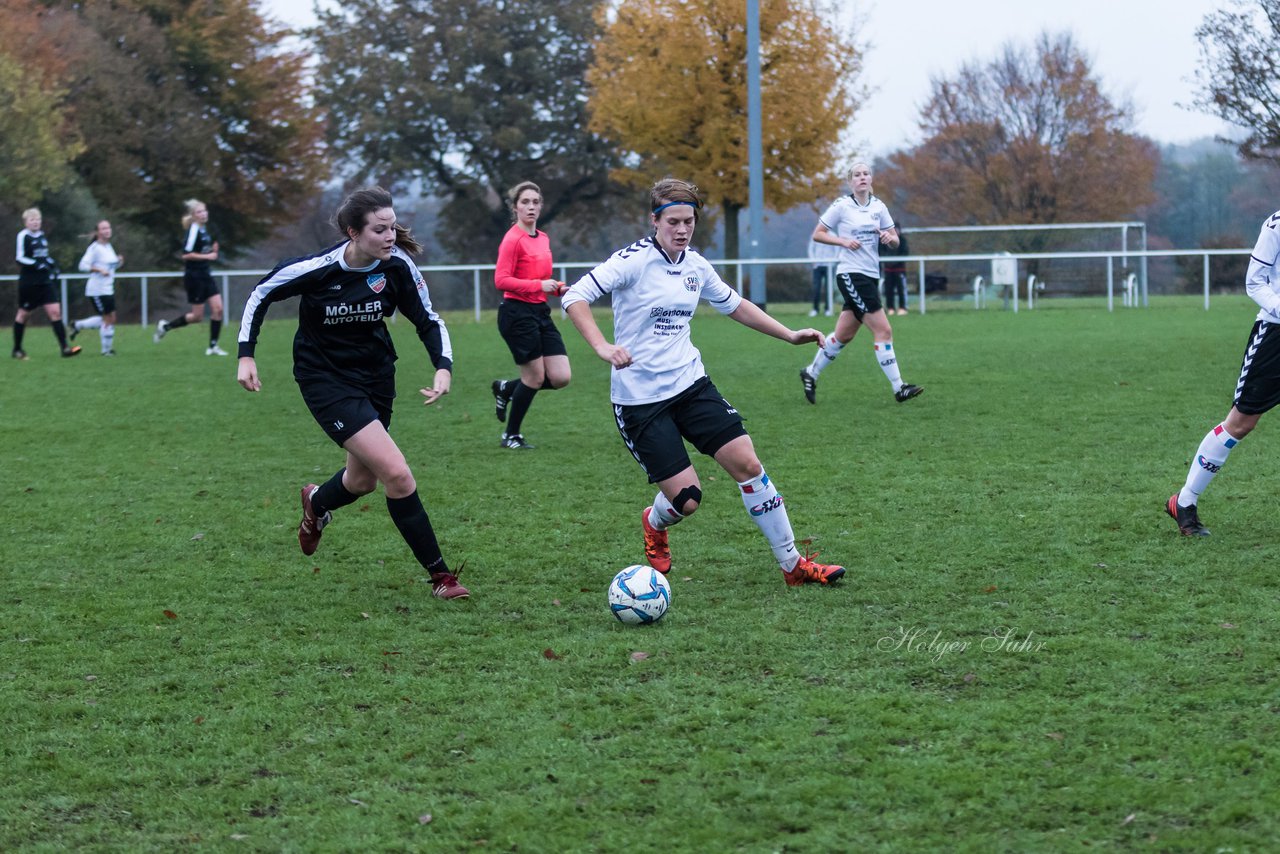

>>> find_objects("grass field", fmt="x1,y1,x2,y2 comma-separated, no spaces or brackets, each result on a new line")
3,296,1278,852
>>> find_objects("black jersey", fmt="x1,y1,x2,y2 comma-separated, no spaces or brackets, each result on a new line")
182,223,216,274
238,243,453,385
16,229,54,285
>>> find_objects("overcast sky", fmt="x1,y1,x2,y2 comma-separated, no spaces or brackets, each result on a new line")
263,0,1238,155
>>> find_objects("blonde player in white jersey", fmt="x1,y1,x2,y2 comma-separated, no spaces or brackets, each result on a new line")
562,177,847,587
799,161,923,405
1166,208,1280,537
69,220,123,355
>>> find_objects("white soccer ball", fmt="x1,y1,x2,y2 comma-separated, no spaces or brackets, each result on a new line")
608,564,671,625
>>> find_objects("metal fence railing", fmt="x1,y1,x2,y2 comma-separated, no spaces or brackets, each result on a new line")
0,246,1254,327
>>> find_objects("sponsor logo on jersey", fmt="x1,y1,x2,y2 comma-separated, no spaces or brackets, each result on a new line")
367,273,386,293
649,307,694,319
1197,455,1221,473
683,275,699,292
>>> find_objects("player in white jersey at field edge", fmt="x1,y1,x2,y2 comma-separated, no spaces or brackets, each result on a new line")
562,177,847,587
236,187,469,600
799,161,923,405
70,220,123,356
1166,208,1280,537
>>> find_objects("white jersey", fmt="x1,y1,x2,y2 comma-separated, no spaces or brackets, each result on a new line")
818,194,895,278
562,236,743,405
1246,209,1280,324
78,241,121,297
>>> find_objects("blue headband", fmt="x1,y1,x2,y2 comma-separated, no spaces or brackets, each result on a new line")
652,201,699,215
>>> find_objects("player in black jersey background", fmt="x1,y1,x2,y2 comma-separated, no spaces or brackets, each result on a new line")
153,198,229,355
237,187,469,600
12,207,80,360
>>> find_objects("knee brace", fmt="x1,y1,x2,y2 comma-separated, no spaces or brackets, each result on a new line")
672,484,702,516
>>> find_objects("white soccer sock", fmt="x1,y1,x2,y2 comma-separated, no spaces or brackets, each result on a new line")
101,323,114,353
808,334,844,377
875,341,903,391
1179,423,1239,506
737,471,800,570
650,491,684,530
77,316,103,330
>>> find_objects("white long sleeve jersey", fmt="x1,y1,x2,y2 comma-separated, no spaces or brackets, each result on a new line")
562,236,743,405
1246,210,1280,323
78,241,120,296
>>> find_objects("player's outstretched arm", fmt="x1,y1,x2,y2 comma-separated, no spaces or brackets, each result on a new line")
728,301,825,348
566,301,632,367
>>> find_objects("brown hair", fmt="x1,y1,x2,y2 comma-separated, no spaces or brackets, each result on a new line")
334,186,422,256
649,178,703,222
506,181,542,221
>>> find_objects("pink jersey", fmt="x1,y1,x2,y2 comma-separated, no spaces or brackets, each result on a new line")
495,224,553,304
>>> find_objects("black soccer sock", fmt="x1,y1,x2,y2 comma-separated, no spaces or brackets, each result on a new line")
386,491,447,575
209,319,221,345
51,320,68,348
168,315,190,330
13,321,25,351
505,381,538,436
312,468,361,517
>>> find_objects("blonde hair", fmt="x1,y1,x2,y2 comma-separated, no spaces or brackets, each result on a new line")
21,207,41,222
181,198,205,230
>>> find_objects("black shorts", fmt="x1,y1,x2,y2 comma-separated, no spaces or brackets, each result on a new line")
497,299,567,365
298,376,395,447
184,270,219,304
836,272,883,320
89,295,117,316
1233,319,1280,415
18,281,57,311
613,376,748,483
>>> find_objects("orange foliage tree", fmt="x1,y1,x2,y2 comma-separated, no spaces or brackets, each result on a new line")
587,0,862,259
879,32,1157,250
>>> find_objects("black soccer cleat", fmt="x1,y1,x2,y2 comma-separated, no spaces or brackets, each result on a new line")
500,433,535,450
62,345,82,358
799,369,817,404
492,379,513,423
1166,494,1210,537
894,383,924,402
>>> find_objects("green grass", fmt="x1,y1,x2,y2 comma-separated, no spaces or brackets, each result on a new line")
2,296,1278,851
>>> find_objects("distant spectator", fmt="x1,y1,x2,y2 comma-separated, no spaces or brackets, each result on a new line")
69,220,123,356
881,228,910,315
12,207,80,360
808,232,838,317
153,198,227,355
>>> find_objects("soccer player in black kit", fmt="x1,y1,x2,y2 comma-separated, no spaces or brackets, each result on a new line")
154,198,228,355
236,187,469,599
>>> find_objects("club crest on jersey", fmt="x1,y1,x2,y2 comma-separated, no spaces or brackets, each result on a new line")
367,273,387,293
683,275,699,292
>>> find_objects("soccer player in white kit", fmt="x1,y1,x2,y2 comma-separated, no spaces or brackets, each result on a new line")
799,161,923,405
1167,208,1280,536
562,177,847,587
70,220,123,355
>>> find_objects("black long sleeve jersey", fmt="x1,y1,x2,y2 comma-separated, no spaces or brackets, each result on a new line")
16,229,54,285
238,243,453,386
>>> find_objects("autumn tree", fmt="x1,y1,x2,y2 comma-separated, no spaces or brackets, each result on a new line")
311,0,625,261
879,32,1157,251
1193,0,1280,163
0,53,83,206
0,0,326,266
587,0,861,260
